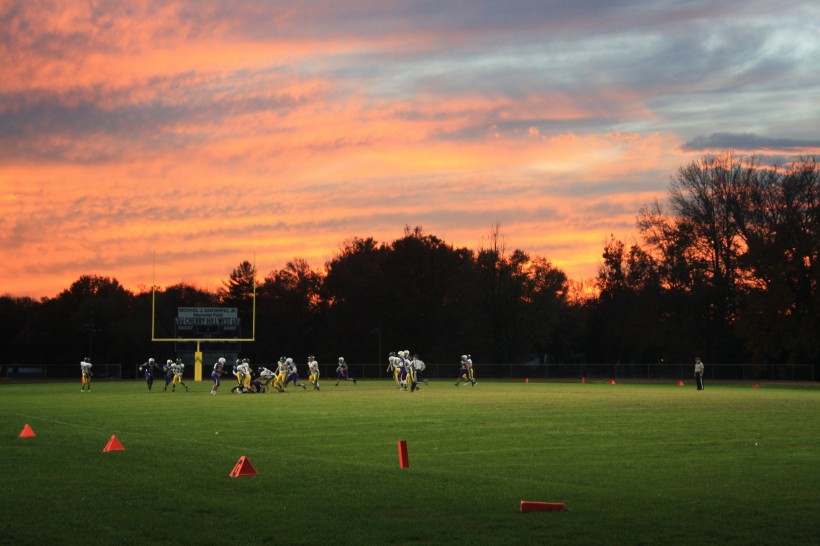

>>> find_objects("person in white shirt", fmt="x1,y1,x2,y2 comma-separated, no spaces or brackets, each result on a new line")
80,357,93,392
694,357,705,390
307,356,321,391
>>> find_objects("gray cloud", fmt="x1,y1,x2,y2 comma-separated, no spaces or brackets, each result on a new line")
681,132,820,152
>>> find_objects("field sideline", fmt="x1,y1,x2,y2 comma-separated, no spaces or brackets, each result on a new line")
2,380,819,545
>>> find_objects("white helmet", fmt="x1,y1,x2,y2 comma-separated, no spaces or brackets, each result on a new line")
338,357,345,363
461,355,468,361
148,357,155,363
218,357,226,364
286,358,293,364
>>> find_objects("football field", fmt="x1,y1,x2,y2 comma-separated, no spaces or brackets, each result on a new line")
2,379,819,545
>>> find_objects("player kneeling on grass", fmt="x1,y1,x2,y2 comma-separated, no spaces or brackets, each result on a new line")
80,357,93,392
335,357,356,386
171,358,189,392
210,357,225,395
307,355,321,390
455,354,476,386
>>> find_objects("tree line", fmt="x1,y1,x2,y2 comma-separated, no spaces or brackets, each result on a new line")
1,154,817,376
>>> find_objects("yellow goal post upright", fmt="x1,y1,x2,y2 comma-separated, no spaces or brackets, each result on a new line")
151,252,257,381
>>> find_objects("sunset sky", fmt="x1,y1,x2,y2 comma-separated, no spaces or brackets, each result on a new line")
2,1,818,299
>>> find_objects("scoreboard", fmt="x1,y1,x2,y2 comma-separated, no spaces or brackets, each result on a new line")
174,307,242,368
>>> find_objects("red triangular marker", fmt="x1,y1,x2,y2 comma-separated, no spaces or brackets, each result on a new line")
102,435,125,452
229,456,258,477
18,424,36,438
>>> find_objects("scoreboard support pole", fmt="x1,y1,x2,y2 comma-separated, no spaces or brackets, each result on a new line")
195,340,203,382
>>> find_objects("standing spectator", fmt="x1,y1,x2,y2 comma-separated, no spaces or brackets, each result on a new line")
80,357,93,392
695,357,705,390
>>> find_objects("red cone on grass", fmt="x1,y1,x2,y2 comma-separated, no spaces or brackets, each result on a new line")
18,424,36,438
677,380,685,387
102,435,125,452
609,379,616,385
229,456,258,477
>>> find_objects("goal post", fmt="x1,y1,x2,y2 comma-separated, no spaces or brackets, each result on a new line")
151,253,257,381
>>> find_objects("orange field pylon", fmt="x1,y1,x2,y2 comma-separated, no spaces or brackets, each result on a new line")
677,380,685,387
520,500,565,512
398,440,410,468
18,424,36,438
609,379,616,385
581,377,586,384
229,456,258,477
102,435,125,452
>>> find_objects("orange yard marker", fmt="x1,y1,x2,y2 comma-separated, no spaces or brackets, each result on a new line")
520,500,565,512
677,380,685,387
398,440,409,468
102,435,125,452
229,456,258,477
18,424,36,438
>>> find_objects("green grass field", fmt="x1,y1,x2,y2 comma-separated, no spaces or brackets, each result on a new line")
2,379,819,545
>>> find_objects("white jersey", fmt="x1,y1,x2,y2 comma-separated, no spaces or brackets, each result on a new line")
276,362,288,375
174,363,185,376
239,363,252,376
308,359,319,374
258,367,274,379
411,358,425,371
80,361,92,375
388,356,400,371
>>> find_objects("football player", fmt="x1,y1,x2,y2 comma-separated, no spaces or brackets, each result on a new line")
210,357,226,395
455,354,476,386
335,357,356,386
139,357,160,392
162,359,175,392
285,358,307,390
387,351,401,388
80,357,93,392
171,358,189,392
307,355,321,390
